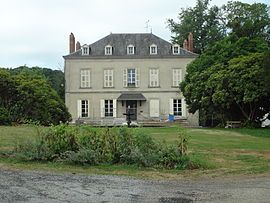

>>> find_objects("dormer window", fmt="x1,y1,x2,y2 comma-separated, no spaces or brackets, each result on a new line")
82,45,89,55
105,45,112,55
173,45,180,55
150,44,157,55
127,44,135,55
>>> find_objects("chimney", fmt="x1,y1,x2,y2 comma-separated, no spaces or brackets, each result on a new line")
76,41,81,51
69,32,75,53
183,39,188,50
188,32,193,52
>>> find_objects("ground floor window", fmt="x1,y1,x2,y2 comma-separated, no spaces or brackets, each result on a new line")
173,99,182,116
105,100,113,117
81,100,89,117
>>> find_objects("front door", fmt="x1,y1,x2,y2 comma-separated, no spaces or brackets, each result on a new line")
126,100,137,120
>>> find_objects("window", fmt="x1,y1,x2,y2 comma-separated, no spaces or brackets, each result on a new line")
127,68,136,87
105,45,112,55
172,45,180,55
104,69,113,87
127,44,135,55
82,45,89,55
100,99,116,118
81,100,89,117
149,68,159,87
150,44,157,55
104,100,113,117
123,68,139,87
80,69,91,88
172,69,182,87
173,99,182,116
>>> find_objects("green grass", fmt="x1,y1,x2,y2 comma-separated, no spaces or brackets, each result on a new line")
0,125,269,179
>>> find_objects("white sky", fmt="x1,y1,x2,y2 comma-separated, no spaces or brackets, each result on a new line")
0,0,268,70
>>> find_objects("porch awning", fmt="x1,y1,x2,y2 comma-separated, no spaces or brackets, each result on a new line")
117,92,146,101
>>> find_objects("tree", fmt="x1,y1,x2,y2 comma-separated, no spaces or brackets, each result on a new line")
168,0,226,54
181,36,269,126
224,1,270,39
0,69,71,125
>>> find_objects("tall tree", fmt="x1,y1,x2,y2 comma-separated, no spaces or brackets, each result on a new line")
168,0,226,54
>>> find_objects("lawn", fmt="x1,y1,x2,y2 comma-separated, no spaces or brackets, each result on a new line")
0,125,269,179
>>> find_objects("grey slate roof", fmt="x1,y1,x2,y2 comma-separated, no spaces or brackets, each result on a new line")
64,33,197,59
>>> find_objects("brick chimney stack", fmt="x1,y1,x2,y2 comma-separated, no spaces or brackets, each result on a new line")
188,32,193,52
69,32,75,53
76,41,81,51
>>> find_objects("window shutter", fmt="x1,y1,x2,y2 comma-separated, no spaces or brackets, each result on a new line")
156,69,159,86
169,99,174,115
179,69,183,83
135,68,139,87
113,99,117,118
150,99,159,117
77,100,82,118
103,70,106,87
123,69,127,87
100,99,105,118
87,100,90,117
182,98,187,117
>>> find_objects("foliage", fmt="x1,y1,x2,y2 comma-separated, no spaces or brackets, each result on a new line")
181,36,269,126
0,106,11,125
0,68,71,125
15,125,193,169
168,0,226,54
9,66,65,101
168,1,270,53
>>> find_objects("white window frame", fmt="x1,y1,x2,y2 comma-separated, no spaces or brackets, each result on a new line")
100,99,117,118
173,99,182,116
104,100,113,117
149,68,159,87
80,69,91,88
82,45,89,55
78,100,89,118
104,69,114,87
127,44,135,55
123,68,139,87
105,45,112,55
150,44,157,55
172,45,180,55
172,68,182,87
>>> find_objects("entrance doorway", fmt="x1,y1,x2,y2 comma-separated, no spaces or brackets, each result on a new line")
126,100,137,120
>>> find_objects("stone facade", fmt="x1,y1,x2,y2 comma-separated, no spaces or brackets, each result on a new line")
64,33,198,126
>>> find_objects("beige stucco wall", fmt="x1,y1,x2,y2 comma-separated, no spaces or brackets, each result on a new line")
65,57,198,125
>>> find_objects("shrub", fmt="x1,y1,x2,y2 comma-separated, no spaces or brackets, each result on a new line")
15,125,201,170
0,107,11,125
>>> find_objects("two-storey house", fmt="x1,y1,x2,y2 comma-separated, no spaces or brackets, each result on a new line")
64,32,198,126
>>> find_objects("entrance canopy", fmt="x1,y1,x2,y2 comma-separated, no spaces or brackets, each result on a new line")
117,92,146,101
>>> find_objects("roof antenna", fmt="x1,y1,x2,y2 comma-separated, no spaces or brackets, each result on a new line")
145,20,150,33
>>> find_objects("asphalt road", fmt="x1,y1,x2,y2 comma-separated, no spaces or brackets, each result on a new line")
0,169,269,203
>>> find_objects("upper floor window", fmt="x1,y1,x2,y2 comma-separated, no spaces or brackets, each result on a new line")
150,44,157,55
172,68,182,87
127,44,135,55
80,69,91,88
149,68,159,87
104,69,114,87
105,45,112,55
123,68,139,87
82,45,89,55
172,45,180,55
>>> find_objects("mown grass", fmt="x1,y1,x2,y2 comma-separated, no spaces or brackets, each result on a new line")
0,125,269,179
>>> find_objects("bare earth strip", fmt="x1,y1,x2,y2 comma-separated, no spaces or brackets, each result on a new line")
0,168,269,203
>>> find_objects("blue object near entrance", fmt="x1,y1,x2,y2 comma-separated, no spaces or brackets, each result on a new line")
168,114,174,122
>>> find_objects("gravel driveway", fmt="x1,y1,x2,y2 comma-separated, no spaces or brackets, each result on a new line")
0,168,269,203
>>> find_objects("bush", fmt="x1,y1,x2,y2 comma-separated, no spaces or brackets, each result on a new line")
0,107,11,125
15,125,198,169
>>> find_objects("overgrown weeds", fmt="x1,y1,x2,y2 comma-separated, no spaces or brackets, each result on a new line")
15,124,199,169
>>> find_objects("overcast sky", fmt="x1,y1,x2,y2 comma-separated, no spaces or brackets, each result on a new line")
0,0,268,70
